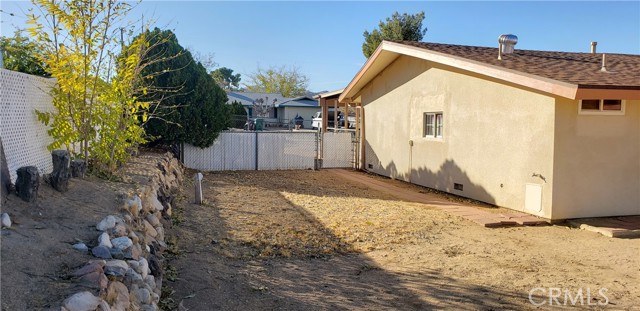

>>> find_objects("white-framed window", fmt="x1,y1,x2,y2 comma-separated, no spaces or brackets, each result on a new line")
424,112,443,138
578,99,625,115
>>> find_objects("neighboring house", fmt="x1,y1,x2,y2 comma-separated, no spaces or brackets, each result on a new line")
339,39,640,220
274,96,320,126
226,92,288,120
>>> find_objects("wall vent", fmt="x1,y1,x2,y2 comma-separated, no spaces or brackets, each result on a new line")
454,183,464,191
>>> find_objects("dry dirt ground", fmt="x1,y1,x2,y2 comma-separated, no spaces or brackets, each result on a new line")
167,170,640,310
0,176,134,310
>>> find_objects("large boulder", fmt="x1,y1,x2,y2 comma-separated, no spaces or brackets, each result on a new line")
51,150,71,192
15,166,39,202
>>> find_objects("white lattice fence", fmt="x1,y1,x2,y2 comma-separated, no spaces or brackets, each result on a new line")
0,69,56,183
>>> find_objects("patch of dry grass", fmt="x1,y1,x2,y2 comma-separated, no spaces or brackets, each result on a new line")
201,170,460,258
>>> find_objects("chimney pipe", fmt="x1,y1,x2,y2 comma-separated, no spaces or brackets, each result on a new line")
591,41,597,54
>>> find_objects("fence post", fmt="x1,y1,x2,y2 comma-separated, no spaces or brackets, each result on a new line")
194,172,203,205
254,131,259,170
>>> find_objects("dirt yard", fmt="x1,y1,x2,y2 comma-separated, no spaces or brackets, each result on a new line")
166,170,640,310
0,176,134,310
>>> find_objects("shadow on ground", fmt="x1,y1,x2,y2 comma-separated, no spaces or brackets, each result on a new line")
167,170,532,310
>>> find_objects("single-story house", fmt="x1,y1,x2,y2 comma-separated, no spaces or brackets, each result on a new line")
226,91,288,121
339,39,640,220
274,96,321,126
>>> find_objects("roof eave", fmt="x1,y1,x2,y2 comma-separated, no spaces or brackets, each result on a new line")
339,40,640,101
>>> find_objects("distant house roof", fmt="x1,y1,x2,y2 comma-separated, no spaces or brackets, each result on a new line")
313,89,344,100
275,96,319,108
340,40,640,102
227,92,289,107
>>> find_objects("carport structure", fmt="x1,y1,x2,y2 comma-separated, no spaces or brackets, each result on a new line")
314,89,364,168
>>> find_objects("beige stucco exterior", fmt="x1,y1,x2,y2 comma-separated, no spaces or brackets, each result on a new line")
551,99,640,218
278,107,320,122
360,55,639,219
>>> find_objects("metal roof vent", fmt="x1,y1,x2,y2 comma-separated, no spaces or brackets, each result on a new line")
601,53,607,72
498,34,518,60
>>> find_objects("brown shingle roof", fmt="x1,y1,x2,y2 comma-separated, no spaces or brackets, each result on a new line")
396,41,640,89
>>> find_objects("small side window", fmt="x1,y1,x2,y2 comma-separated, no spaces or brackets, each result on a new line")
424,112,443,139
579,99,625,115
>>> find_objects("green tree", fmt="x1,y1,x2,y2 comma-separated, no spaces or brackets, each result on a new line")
211,67,241,91
137,28,229,148
246,65,308,97
228,100,247,116
0,30,49,76
227,100,247,128
28,0,149,172
362,11,428,58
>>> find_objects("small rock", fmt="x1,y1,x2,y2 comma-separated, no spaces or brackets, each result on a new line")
111,237,133,250
128,231,140,244
125,268,144,286
138,257,149,279
143,220,157,238
127,195,142,216
150,240,166,255
135,288,151,305
141,304,158,311
155,226,164,242
128,260,140,272
62,291,102,311
144,275,156,290
1,213,11,228
96,216,117,231
148,255,162,278
154,278,162,295
111,223,127,237
73,261,104,277
99,232,112,248
72,243,89,253
145,214,160,227
106,281,130,311
149,192,164,212
78,271,108,290
124,243,142,260
151,292,160,304
91,246,112,259
104,260,128,277
109,248,125,260
123,214,133,223
97,300,111,311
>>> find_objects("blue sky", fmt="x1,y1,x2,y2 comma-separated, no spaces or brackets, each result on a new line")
1,1,639,92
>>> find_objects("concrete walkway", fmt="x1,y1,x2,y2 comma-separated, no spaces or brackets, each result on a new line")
329,169,549,228
567,217,640,238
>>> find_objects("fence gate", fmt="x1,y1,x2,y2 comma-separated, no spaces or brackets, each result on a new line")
320,132,355,168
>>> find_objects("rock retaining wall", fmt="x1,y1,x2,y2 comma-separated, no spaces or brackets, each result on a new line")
62,153,183,311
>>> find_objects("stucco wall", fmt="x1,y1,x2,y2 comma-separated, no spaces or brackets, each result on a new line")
361,56,556,218
552,99,640,219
